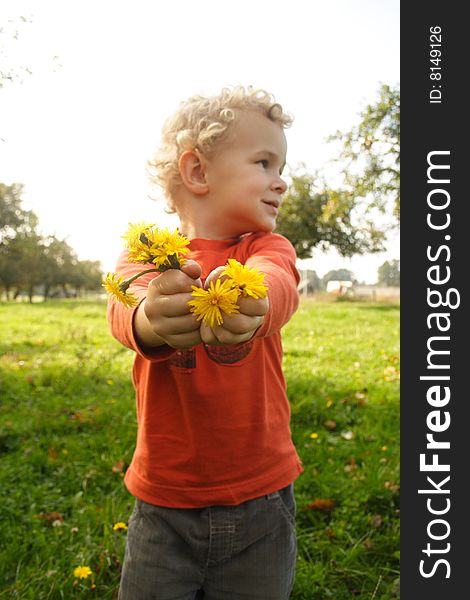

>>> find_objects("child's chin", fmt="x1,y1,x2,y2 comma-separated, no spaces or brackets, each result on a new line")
262,222,276,233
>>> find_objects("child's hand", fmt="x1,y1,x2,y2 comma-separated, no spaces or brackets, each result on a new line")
136,260,203,349
199,267,269,346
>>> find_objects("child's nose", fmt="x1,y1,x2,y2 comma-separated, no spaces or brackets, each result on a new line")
272,176,287,195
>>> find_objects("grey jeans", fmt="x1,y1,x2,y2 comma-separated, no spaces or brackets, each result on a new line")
118,485,297,600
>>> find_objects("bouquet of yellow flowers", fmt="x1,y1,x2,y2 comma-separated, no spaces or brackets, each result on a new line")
103,223,267,327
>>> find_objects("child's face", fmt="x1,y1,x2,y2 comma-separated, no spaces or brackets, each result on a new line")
202,110,288,238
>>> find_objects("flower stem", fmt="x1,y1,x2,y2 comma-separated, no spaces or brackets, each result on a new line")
123,268,162,287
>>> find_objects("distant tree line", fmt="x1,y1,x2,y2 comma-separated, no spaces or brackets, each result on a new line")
0,183,103,302
299,263,400,295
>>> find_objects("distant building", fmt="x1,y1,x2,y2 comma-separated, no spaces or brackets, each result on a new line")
298,269,321,296
326,280,353,296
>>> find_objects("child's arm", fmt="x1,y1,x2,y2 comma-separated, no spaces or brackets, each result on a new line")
244,233,300,338
200,233,299,345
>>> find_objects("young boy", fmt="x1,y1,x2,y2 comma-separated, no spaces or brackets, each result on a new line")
108,86,303,600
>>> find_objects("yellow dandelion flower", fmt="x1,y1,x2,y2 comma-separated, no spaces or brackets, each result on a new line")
122,222,156,264
102,273,139,308
188,279,240,327
122,223,190,268
158,228,190,257
222,259,267,299
310,432,319,439
113,522,128,531
129,245,155,264
122,222,155,247
73,565,92,579
149,228,190,269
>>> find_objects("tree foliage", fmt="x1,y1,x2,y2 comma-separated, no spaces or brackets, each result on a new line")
377,259,400,287
0,183,103,301
275,171,387,259
0,15,32,90
0,183,38,237
322,269,357,285
329,83,400,220
276,84,399,259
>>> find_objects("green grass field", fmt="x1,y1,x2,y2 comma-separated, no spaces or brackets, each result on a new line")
0,299,399,599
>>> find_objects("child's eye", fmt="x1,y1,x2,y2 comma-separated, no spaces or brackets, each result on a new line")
256,160,269,168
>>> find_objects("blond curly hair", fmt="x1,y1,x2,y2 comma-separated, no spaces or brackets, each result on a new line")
147,85,293,211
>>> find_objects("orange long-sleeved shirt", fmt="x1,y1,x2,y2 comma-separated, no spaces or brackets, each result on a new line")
107,231,303,508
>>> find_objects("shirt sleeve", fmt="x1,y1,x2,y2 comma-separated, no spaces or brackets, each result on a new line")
106,250,177,362
244,233,300,338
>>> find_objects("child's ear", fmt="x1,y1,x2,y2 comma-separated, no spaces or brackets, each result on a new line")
178,150,209,195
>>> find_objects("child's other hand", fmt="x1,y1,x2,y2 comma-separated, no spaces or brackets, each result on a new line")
138,260,203,349
200,295,269,345
200,267,269,346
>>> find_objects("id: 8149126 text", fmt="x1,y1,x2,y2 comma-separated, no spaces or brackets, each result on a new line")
429,25,442,104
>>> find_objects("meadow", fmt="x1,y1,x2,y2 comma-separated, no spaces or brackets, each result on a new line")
0,299,399,599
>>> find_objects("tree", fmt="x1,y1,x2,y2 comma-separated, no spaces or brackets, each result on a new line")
276,84,399,259
70,259,103,294
329,83,400,221
322,269,357,286
14,231,44,302
0,234,23,299
0,183,35,238
39,236,78,299
0,16,32,90
0,184,42,300
377,260,400,287
0,183,104,300
275,170,387,259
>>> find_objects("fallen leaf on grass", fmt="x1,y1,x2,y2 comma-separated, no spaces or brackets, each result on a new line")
382,353,400,364
354,391,368,406
70,411,86,422
307,498,336,512
384,481,400,493
37,511,64,523
344,457,360,472
112,460,126,473
370,514,383,528
324,420,337,430
383,365,400,381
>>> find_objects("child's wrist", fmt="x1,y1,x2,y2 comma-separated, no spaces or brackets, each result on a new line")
133,301,166,349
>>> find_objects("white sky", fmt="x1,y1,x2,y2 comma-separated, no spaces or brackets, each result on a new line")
0,0,399,283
